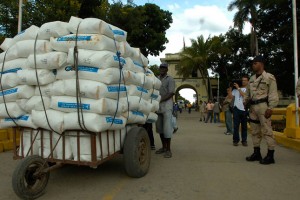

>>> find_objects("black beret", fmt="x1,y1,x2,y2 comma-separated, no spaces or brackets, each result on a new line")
253,55,265,64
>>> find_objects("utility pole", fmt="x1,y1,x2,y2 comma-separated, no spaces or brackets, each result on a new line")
292,0,299,126
18,0,23,33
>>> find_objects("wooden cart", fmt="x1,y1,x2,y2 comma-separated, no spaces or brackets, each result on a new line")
11,126,151,199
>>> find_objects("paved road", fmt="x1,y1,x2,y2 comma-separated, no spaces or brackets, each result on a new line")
1,110,300,200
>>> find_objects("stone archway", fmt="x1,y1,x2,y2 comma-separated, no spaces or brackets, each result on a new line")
175,84,198,103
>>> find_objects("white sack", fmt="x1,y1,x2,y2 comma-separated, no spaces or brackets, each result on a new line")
128,85,151,100
67,48,126,69
38,21,69,40
123,111,147,124
0,102,26,118
124,58,145,73
150,99,160,112
0,114,38,129
50,34,119,53
149,89,161,101
68,17,113,38
51,96,125,115
37,130,57,158
0,73,20,90
144,69,162,90
17,69,56,85
18,129,40,157
32,109,65,133
0,40,51,63
109,24,127,42
52,132,73,160
64,112,126,132
63,79,127,100
56,67,141,86
16,96,51,113
0,38,16,51
0,85,35,103
0,58,28,72
34,80,64,97
28,52,68,69
13,25,39,42
121,96,152,115
146,112,158,123
14,40,51,58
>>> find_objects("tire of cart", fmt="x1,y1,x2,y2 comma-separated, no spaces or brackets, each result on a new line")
123,127,151,178
12,155,50,200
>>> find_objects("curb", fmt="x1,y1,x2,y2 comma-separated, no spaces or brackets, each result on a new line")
274,131,300,152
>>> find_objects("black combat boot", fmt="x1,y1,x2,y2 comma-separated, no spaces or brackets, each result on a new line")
246,147,262,161
260,150,275,165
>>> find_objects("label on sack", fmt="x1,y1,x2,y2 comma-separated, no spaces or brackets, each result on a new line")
0,88,18,96
137,86,148,94
151,93,159,99
133,61,144,68
107,86,127,92
4,115,29,122
0,68,22,74
57,35,92,42
113,55,126,65
112,30,125,36
58,102,90,110
131,111,144,117
105,117,123,125
65,66,99,73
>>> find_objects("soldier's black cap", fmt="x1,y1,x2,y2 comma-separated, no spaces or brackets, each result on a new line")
252,55,265,64
159,63,168,68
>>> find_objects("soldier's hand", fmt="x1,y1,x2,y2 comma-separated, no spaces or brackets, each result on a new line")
264,109,273,119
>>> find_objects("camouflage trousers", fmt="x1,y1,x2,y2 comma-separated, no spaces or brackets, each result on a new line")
249,103,276,150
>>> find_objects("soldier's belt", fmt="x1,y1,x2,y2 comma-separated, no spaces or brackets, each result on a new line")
249,98,268,105
248,118,260,124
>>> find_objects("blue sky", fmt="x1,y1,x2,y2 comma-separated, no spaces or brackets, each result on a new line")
115,0,251,65
114,1,251,102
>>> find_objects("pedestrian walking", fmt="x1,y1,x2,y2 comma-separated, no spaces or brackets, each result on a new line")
205,100,214,123
246,55,279,165
232,75,249,146
199,100,206,122
213,100,221,123
155,63,175,158
222,87,233,135
187,103,192,114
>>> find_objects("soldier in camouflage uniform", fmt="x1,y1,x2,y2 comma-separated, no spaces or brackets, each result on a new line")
245,55,279,165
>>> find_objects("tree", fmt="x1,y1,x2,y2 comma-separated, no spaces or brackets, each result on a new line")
178,35,224,99
228,0,260,55
106,3,172,57
78,0,102,18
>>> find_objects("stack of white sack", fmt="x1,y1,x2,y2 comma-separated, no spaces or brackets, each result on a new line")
0,16,162,161
0,25,52,130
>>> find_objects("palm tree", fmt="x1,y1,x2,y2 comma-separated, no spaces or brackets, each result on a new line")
178,35,222,99
228,0,259,56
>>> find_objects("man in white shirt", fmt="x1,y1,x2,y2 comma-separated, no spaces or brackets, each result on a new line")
232,76,249,146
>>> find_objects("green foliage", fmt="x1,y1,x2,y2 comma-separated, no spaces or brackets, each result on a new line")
0,1,171,57
106,3,172,56
148,64,160,77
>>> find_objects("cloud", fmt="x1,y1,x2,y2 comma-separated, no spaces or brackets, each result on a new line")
167,3,180,11
148,5,234,65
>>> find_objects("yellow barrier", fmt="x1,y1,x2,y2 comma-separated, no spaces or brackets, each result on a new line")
0,128,20,152
283,103,300,139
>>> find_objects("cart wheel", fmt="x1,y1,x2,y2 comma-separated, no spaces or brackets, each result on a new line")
12,155,50,200
123,127,151,178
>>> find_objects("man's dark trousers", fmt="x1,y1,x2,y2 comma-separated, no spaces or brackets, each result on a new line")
233,106,247,143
